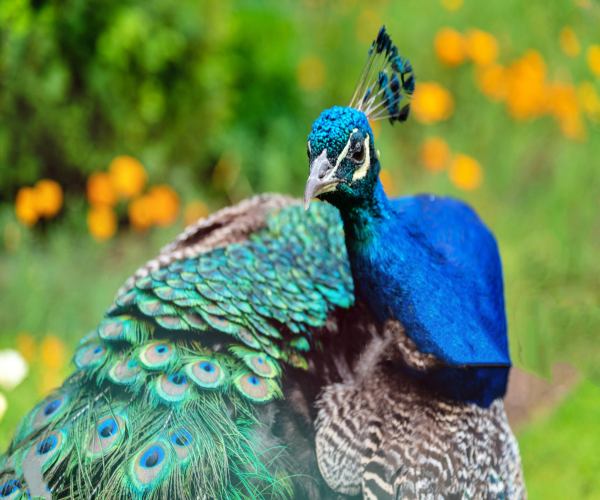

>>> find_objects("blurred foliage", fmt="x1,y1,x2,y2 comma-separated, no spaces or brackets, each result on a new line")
0,0,599,495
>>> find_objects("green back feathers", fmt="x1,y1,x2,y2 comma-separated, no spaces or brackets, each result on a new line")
0,199,353,499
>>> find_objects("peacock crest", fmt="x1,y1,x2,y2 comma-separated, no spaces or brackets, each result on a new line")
350,26,415,123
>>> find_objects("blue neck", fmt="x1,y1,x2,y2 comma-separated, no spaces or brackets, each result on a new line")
336,172,511,407
339,179,392,247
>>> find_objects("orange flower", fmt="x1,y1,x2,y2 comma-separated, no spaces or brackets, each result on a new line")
15,187,38,226
411,82,455,124
16,333,36,362
434,28,466,67
128,195,154,231
420,137,450,172
297,56,326,91
148,185,180,226
505,50,548,120
449,154,483,190
379,169,396,195
108,155,147,198
87,205,117,240
185,201,210,226
466,29,499,67
559,27,580,58
547,83,585,140
587,45,600,76
476,64,507,101
33,179,63,218
87,172,117,206
40,335,66,371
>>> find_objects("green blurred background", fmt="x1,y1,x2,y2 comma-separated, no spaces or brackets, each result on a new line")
0,0,599,497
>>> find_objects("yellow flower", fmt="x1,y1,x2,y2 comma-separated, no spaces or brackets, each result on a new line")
40,335,66,371
379,169,396,195
466,29,499,67
128,195,154,231
505,50,548,120
88,205,117,241
434,28,466,67
33,179,63,218
475,64,507,101
559,27,580,58
297,56,326,91
185,201,210,226
108,155,147,198
149,185,180,226
411,82,455,124
15,187,39,226
441,0,463,11
449,154,483,190
587,45,600,76
16,332,36,362
87,172,117,206
420,137,450,172
578,82,600,121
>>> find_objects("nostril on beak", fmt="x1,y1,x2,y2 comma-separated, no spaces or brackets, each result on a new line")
317,160,331,179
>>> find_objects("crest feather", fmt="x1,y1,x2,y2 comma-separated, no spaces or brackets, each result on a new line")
350,26,415,123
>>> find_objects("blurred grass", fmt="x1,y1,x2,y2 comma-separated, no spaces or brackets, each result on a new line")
1,0,599,496
519,381,600,498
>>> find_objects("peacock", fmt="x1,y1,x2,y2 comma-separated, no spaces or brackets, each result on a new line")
0,26,524,499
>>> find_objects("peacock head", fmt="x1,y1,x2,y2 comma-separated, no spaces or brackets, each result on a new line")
304,26,415,210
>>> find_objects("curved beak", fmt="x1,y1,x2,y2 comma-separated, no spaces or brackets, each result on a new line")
304,149,339,209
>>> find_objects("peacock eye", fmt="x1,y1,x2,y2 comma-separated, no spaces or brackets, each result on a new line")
349,142,365,163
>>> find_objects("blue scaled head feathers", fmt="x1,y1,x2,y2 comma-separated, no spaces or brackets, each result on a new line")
305,26,414,209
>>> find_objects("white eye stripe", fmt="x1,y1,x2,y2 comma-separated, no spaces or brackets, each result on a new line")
334,128,358,169
351,135,371,181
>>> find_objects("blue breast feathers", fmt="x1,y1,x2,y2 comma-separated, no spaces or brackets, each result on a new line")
355,191,510,367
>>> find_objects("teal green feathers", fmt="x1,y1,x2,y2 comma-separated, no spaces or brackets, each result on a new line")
0,197,353,499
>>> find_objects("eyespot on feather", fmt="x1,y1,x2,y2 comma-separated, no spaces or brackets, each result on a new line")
169,428,194,463
21,429,67,477
154,372,190,404
86,413,127,459
233,372,280,403
108,358,142,386
0,478,23,500
138,342,175,371
229,346,280,379
74,342,108,370
31,392,70,431
127,440,172,493
185,357,226,389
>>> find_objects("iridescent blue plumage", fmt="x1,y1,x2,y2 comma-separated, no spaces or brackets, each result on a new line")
305,27,511,404
382,190,510,366
342,182,510,404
